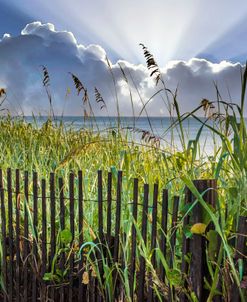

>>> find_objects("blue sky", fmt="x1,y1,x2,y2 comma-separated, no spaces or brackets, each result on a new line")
0,0,247,115
2,0,247,64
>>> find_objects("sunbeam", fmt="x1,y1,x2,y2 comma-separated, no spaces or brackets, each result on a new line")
5,0,247,65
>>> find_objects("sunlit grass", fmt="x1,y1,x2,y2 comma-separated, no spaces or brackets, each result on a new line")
0,47,246,301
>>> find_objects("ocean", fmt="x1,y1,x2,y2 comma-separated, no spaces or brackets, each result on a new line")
24,116,220,153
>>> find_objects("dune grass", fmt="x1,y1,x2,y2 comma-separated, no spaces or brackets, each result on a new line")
0,47,246,301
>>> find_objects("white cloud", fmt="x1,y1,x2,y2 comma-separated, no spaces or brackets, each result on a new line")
0,22,245,116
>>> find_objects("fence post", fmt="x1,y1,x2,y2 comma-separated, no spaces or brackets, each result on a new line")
41,179,47,300
7,168,14,302
114,171,123,264
0,169,7,302
78,170,85,301
130,178,138,300
187,179,217,302
148,183,159,301
15,169,21,302
69,173,75,302
137,183,149,302
113,171,122,300
168,196,179,301
231,216,247,301
160,189,168,302
180,187,191,302
107,172,112,245
97,170,104,302
59,177,65,302
32,171,38,302
49,172,56,300
24,171,29,301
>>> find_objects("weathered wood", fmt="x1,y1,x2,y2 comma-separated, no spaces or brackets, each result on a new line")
130,178,138,300
49,172,56,300
59,177,65,302
69,173,75,302
148,183,159,302
168,196,179,301
23,171,29,302
113,171,123,264
188,179,217,302
7,168,14,302
15,169,21,302
160,188,168,301
0,169,7,302
180,187,191,302
41,179,47,300
78,170,85,301
137,183,149,302
32,171,38,302
97,170,104,302
107,172,112,245
231,216,247,301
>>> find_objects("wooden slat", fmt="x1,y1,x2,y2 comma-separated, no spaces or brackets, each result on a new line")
15,169,21,302
32,171,38,302
160,189,168,283
49,172,56,300
69,173,75,302
231,216,247,301
98,170,104,242
50,172,56,264
0,169,7,302
130,178,138,300
189,179,217,302
78,170,85,301
113,171,122,264
41,179,47,300
106,172,112,245
59,177,65,302
148,183,159,301
168,195,179,301
113,171,122,300
180,187,191,302
23,171,29,302
137,183,149,302
7,168,14,301
170,196,179,266
97,170,104,301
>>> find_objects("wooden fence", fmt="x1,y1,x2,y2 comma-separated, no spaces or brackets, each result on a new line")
0,168,246,301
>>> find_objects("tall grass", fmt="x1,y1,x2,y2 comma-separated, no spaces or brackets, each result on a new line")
0,46,246,301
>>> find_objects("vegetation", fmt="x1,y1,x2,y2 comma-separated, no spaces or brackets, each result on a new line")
0,46,246,301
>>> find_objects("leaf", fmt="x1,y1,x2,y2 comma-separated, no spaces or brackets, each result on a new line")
229,187,238,198
184,224,193,239
60,229,72,245
238,258,244,281
82,271,89,284
202,204,215,225
207,230,218,260
191,223,207,235
167,269,183,286
43,272,53,281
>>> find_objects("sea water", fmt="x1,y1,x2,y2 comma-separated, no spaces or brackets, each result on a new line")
24,116,221,154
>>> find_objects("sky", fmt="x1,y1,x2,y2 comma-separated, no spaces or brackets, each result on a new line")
0,0,247,116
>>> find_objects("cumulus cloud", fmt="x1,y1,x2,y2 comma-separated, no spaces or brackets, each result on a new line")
0,22,244,116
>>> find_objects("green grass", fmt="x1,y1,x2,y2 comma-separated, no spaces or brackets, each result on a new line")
0,47,246,301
